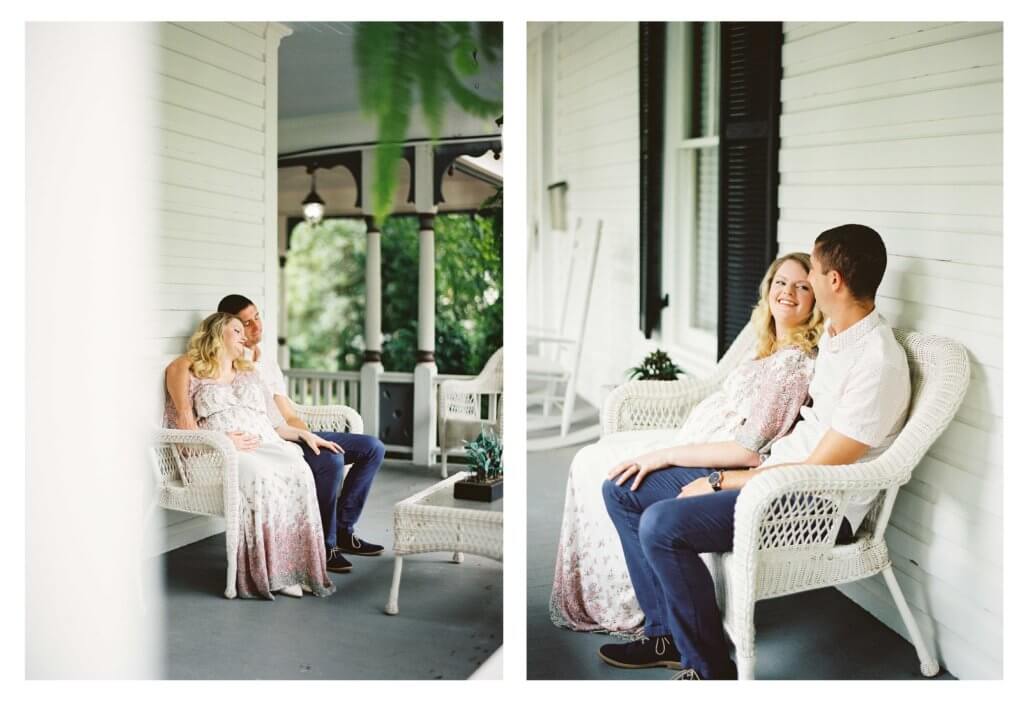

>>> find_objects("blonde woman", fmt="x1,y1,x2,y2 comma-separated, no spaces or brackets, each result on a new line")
164,312,337,600
550,253,823,637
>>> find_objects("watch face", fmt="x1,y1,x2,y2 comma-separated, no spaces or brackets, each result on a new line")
708,471,721,488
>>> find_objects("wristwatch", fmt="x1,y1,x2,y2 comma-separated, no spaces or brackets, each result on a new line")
707,470,724,492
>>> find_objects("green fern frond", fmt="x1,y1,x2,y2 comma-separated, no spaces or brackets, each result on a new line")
354,22,502,221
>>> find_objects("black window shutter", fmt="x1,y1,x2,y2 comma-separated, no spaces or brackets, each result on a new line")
639,22,666,339
717,22,782,357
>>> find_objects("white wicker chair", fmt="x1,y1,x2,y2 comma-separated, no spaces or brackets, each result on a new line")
438,348,503,479
602,323,970,679
152,401,363,599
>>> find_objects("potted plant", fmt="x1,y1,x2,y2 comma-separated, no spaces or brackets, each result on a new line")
627,349,684,381
454,429,503,502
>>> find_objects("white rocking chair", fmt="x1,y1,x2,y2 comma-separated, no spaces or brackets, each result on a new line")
152,394,363,599
602,323,970,679
527,219,602,438
438,348,503,479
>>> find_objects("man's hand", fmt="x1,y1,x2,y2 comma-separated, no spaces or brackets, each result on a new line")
297,430,343,456
608,451,666,491
227,432,260,452
678,476,714,499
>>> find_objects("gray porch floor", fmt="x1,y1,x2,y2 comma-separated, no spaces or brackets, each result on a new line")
161,460,501,680
528,443,956,680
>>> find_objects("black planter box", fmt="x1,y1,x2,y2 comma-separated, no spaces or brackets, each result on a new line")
454,477,503,502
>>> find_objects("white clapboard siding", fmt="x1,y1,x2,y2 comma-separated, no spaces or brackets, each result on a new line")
154,22,278,555
158,23,266,83
160,182,265,222
161,157,265,202
159,129,264,177
779,21,1002,679
155,74,266,131
156,46,265,107
780,29,1001,101
540,22,644,408
175,22,267,60
161,210,265,247
157,102,265,153
787,64,1001,115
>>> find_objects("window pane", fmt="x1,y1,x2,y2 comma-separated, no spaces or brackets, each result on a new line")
694,146,718,330
692,23,718,139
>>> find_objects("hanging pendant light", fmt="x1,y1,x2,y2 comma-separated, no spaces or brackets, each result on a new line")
302,167,326,226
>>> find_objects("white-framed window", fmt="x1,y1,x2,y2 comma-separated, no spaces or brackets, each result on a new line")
660,22,720,372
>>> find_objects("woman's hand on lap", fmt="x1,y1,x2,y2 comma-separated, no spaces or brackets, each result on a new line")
227,431,260,451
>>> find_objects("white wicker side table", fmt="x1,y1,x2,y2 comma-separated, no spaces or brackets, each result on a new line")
385,471,503,615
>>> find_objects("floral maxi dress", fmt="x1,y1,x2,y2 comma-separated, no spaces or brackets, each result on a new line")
166,371,336,600
549,347,813,635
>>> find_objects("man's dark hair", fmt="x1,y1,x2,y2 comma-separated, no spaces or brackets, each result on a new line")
814,224,887,302
217,294,256,315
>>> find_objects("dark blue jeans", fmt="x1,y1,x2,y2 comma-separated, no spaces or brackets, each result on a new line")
602,466,853,680
300,432,385,548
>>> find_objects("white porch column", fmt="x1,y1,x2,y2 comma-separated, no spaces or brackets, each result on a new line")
413,210,438,466
360,214,384,437
413,144,438,466
262,22,292,374
277,215,290,370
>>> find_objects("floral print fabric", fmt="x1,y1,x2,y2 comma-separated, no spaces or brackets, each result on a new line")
550,348,813,634
165,371,335,600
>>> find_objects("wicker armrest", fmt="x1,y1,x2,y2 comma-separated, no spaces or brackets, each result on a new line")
295,403,364,434
601,377,716,434
732,459,904,559
153,428,237,486
152,427,239,531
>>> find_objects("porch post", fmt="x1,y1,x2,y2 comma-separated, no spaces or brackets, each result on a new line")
360,213,384,438
277,215,290,370
413,144,438,467
356,150,380,437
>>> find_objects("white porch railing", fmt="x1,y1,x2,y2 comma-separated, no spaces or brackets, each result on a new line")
283,367,474,465
285,369,361,408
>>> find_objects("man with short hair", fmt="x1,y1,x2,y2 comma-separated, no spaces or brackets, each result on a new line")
598,224,911,679
166,294,386,574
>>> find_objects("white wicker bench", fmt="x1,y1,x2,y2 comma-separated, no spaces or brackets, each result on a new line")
602,323,970,679
152,395,363,599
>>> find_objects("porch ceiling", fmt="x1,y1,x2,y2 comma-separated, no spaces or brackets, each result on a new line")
279,22,361,121
278,22,503,148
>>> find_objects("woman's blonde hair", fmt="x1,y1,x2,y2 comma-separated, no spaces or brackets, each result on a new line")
187,312,254,379
749,252,824,359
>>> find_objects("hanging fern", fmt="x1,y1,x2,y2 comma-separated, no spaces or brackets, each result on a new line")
354,22,503,221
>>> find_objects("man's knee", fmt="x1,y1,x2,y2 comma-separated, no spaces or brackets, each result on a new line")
601,477,637,513
638,502,676,552
356,434,385,467
367,436,385,463
308,449,346,484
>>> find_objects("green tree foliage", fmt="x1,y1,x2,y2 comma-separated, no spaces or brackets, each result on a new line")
354,22,502,221
286,211,502,375
285,219,367,372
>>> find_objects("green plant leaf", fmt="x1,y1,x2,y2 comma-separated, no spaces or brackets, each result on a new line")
354,22,502,221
